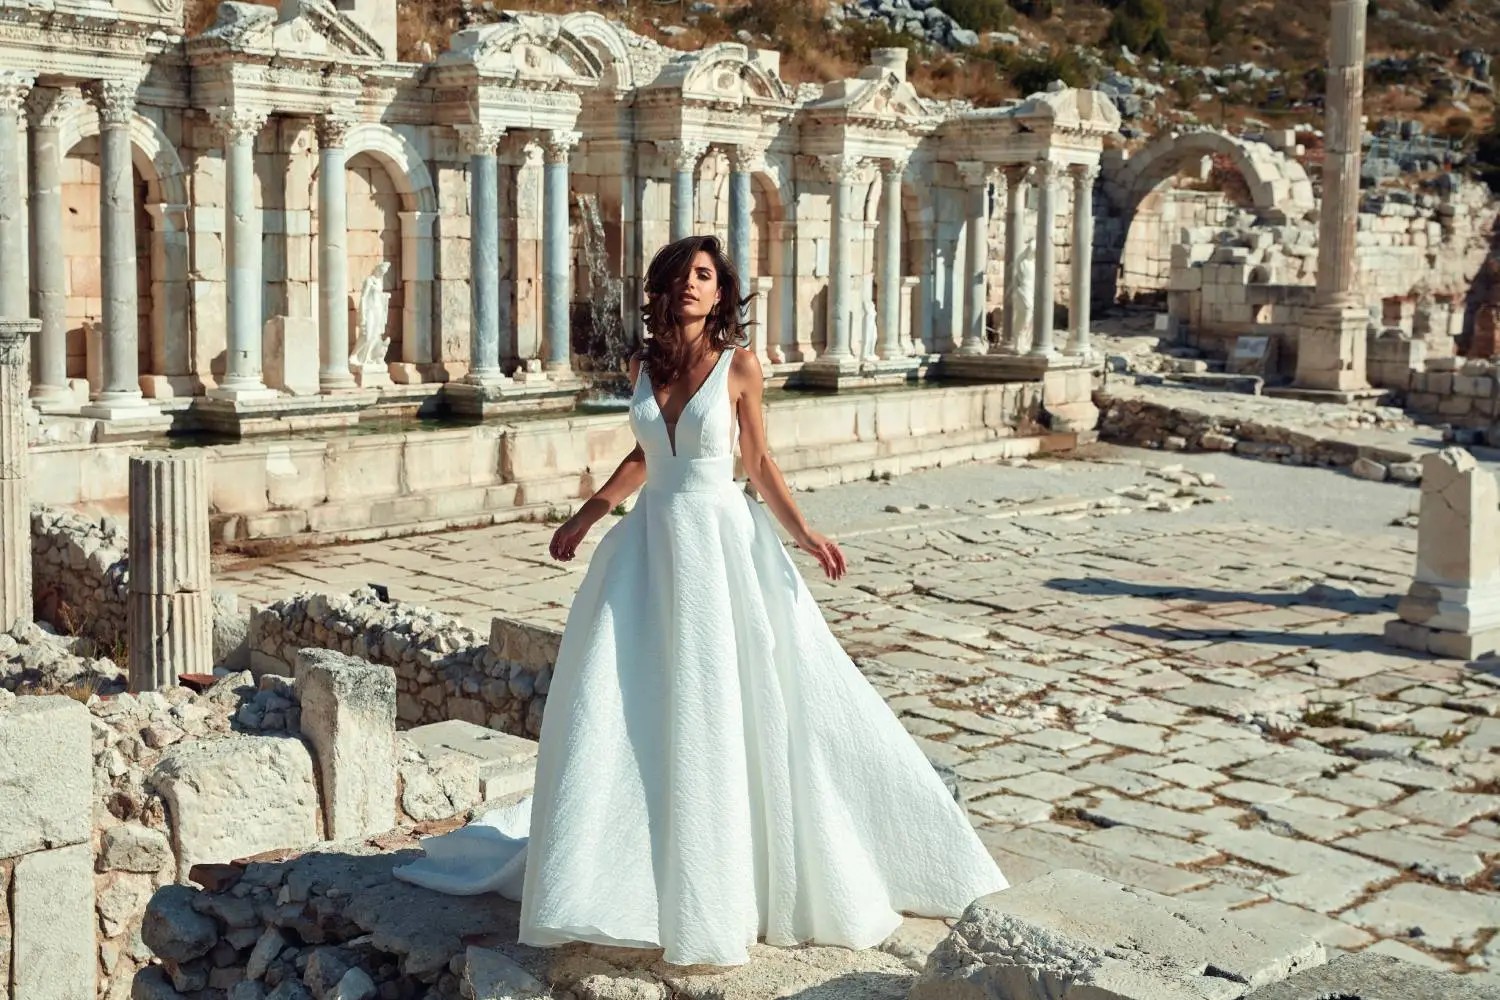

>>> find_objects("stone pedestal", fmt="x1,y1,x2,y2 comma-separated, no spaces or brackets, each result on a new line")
127,452,213,691
1288,302,1372,398
1386,448,1500,659
296,649,397,840
0,319,37,633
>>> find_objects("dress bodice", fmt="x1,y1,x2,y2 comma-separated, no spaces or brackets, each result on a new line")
629,349,737,493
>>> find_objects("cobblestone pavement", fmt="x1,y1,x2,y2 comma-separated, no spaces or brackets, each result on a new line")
218,448,1500,981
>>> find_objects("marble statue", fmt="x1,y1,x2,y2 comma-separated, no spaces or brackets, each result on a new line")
350,261,393,370
1011,235,1036,355
859,275,878,361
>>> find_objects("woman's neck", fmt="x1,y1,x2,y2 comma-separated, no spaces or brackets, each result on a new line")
678,318,710,357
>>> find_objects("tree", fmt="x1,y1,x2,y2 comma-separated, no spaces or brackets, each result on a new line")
1203,0,1228,50
1104,0,1171,59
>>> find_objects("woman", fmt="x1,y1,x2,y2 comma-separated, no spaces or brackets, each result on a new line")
394,235,1007,967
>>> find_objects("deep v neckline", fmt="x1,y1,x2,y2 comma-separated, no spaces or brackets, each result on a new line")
650,350,727,458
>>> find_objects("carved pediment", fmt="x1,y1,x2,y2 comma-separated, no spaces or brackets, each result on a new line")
196,0,383,62
444,12,605,89
808,69,931,125
1012,86,1122,136
645,43,791,109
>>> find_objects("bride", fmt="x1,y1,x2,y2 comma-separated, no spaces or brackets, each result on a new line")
393,234,1007,967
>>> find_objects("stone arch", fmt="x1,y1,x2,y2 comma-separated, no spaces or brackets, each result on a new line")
556,12,635,92
57,106,190,395
1104,130,1314,304
337,123,436,373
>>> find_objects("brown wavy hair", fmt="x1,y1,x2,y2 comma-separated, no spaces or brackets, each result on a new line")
639,234,753,390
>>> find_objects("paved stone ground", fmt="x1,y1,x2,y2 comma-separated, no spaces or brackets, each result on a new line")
217,446,1500,982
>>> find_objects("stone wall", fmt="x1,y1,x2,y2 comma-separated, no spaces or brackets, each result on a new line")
30,504,128,653
247,589,559,739
1404,357,1500,434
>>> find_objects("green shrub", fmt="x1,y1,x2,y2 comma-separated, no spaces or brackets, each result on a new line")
1103,0,1170,59
1008,0,1053,20
939,0,1012,32
1008,48,1090,94
1203,0,1229,49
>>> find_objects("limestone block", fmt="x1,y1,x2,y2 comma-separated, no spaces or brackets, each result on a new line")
404,720,538,803
99,822,173,874
910,869,1323,1000
0,696,90,857
1245,951,1495,999
149,735,322,880
263,315,321,397
296,648,398,840
12,842,95,1000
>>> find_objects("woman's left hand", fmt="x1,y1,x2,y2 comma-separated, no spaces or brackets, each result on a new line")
796,530,847,581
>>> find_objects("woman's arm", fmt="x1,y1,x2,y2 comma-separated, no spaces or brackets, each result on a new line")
549,358,648,561
731,350,847,580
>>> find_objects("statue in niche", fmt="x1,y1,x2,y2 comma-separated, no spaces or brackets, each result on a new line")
1011,234,1036,355
349,261,393,370
860,274,878,362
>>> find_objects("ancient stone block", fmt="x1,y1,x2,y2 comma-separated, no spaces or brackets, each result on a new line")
0,696,91,858
296,648,398,840
12,842,95,1000
1244,951,1495,999
910,869,1323,1000
404,719,537,804
149,736,322,880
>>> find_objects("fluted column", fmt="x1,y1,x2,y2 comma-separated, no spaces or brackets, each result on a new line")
1317,0,1366,307
209,106,275,400
127,452,212,691
26,88,71,407
1029,159,1059,358
458,124,505,385
0,320,37,632
957,161,989,355
81,79,151,417
877,156,908,360
661,139,707,243
317,114,356,392
727,144,758,288
819,154,865,363
542,130,578,374
1069,163,1099,359
1002,164,1031,352
0,73,33,323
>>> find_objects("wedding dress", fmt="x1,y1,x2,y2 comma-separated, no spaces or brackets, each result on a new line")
393,347,1007,966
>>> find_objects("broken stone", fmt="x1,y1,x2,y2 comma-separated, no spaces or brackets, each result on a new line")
143,885,219,963
1244,951,1496,999
296,649,398,840
462,945,548,999
100,822,173,874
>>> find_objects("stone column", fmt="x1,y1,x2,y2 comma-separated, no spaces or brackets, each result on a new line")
26,88,71,407
661,139,706,243
877,156,908,360
317,114,356,392
0,72,33,324
1029,159,1059,358
819,154,865,363
127,452,212,691
957,161,990,355
209,106,276,400
81,80,152,418
1069,163,1099,359
542,130,579,374
1002,165,1031,352
0,320,37,633
458,124,505,385
727,144,758,287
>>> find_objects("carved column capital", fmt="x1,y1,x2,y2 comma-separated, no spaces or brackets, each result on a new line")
316,113,357,149
881,154,911,181
1070,162,1101,188
210,106,270,144
25,86,76,130
541,129,580,165
1032,158,1060,187
454,123,505,157
84,79,139,129
658,138,709,172
0,71,34,123
1001,162,1036,190
816,153,869,185
727,141,768,173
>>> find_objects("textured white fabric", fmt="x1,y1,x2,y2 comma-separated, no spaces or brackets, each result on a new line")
393,347,1007,966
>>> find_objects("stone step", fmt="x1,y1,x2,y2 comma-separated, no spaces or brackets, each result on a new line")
910,869,1326,1000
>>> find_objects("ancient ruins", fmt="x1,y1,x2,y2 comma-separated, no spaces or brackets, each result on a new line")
2,0,1500,996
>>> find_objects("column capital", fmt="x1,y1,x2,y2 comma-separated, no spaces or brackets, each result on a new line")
541,129,580,164
1070,162,1101,186
455,122,505,156
816,153,869,184
0,71,34,122
0,319,38,365
316,112,357,149
83,79,139,129
881,153,911,180
658,137,709,171
210,106,270,143
955,160,990,187
25,86,77,130
727,141,768,173
1032,158,1061,185
1001,162,1036,189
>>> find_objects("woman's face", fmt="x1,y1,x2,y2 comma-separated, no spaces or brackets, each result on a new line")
674,250,721,325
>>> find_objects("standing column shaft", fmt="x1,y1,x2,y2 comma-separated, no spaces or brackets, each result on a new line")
728,152,754,289
0,320,38,632
1070,164,1099,357
0,73,32,322
127,452,212,691
958,162,989,355
317,115,355,391
1002,166,1029,350
877,159,906,360
1030,160,1059,357
1317,0,1367,306
542,130,578,373
211,107,273,398
27,88,69,405
663,140,705,243
460,125,503,383
821,155,862,361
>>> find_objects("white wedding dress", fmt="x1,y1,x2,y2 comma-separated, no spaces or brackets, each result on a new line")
393,347,1007,966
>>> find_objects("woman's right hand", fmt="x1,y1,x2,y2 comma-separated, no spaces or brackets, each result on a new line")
549,514,593,562
796,529,847,581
